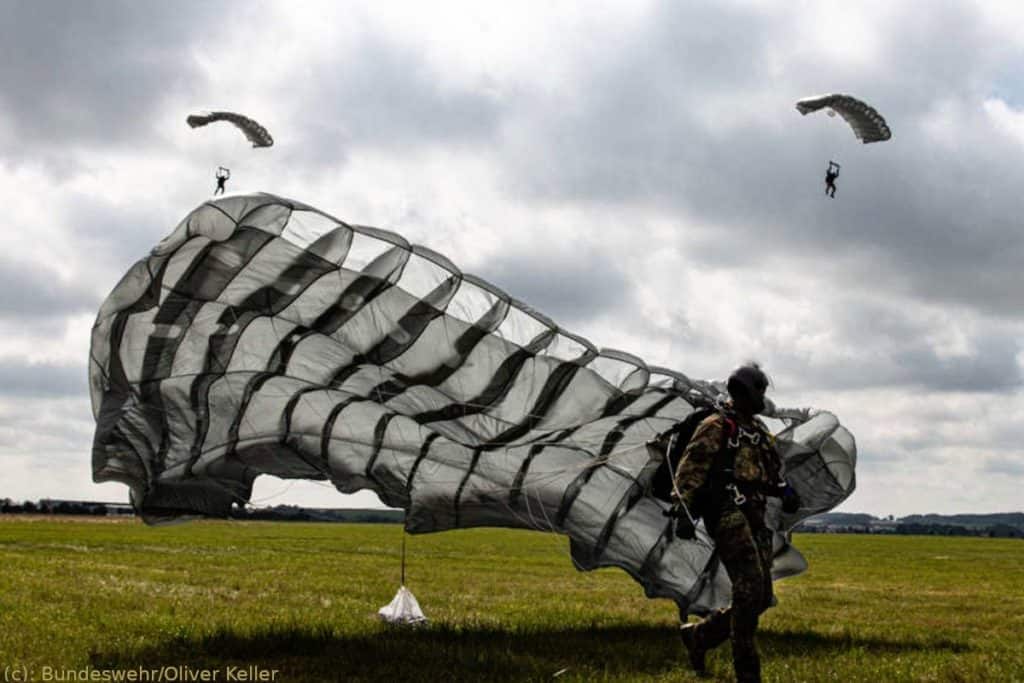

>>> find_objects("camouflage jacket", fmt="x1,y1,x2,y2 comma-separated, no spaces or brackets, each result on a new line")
672,408,785,517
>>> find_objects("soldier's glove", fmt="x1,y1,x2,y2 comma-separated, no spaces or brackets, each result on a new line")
665,502,697,540
781,483,801,514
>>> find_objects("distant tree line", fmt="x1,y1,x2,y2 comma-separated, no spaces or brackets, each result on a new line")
796,511,1024,538
0,498,404,524
796,521,1022,538
4,498,1018,536
896,523,1021,538
228,504,404,523
0,498,133,516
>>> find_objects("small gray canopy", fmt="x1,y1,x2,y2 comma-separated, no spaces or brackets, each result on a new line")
796,94,891,143
186,111,274,148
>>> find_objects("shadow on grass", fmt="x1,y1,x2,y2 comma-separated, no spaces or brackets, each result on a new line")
90,623,971,682
759,628,970,656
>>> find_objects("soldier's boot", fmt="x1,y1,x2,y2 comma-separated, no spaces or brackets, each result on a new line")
732,638,761,683
734,658,761,683
679,623,708,676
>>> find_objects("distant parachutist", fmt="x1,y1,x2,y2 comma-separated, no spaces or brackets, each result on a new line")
214,167,231,196
796,94,889,199
825,161,840,198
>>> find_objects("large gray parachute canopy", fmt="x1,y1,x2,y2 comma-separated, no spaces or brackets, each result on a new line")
186,111,274,148
796,94,891,143
89,194,856,615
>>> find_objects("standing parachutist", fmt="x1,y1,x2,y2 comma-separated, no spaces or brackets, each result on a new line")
673,364,801,682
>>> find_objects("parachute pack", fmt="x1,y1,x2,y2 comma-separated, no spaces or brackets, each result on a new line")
649,408,743,520
651,408,718,503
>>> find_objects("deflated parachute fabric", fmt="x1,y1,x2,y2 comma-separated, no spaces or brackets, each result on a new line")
186,111,274,148
89,194,856,614
796,94,891,143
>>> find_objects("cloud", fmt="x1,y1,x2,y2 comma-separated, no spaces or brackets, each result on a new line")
0,360,87,398
0,256,99,319
983,98,1024,147
60,191,171,271
767,296,1024,394
0,0,223,160
889,334,1022,393
478,244,636,328
0,395,93,452
285,30,505,166
983,457,1024,477
486,2,1024,322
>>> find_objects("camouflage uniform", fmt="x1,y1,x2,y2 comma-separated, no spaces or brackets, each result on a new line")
673,407,783,683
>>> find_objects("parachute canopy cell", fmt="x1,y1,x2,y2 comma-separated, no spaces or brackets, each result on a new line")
186,111,274,148
89,193,856,615
795,94,891,143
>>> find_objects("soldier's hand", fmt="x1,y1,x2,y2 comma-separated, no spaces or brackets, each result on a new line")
674,513,696,540
781,483,801,514
666,503,697,540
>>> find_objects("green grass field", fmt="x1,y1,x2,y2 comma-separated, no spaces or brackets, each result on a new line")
1,517,1021,682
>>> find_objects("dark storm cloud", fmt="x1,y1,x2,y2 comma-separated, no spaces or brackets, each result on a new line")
0,0,222,157
492,2,1024,320
0,359,86,398
478,246,635,328
281,31,504,166
0,257,99,318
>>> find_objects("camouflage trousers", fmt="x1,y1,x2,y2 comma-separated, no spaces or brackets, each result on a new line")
692,507,774,683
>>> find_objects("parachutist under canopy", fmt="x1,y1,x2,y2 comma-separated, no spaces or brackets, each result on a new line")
214,166,230,196
825,161,840,198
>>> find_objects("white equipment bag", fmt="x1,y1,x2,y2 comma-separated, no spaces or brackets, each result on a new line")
378,585,427,625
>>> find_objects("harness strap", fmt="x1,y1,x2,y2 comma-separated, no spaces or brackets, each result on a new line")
710,415,739,483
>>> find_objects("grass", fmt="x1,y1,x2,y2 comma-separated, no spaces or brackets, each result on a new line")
1,516,1022,681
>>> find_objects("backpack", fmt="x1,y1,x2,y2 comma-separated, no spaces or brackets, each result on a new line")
650,408,738,518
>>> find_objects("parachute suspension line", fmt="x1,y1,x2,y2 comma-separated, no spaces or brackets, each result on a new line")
400,526,407,586
380,523,427,624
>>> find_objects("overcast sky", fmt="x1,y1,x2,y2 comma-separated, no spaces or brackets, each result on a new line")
1,0,1021,516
